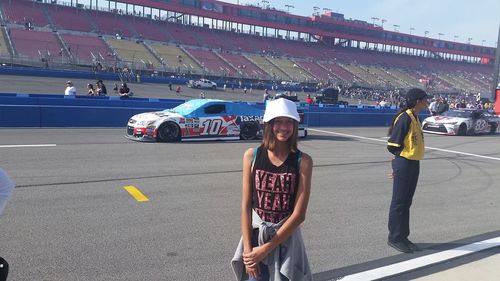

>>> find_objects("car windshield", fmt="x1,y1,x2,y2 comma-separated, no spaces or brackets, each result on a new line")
164,100,222,115
442,111,472,118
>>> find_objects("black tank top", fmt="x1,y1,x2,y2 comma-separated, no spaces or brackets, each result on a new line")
252,147,301,223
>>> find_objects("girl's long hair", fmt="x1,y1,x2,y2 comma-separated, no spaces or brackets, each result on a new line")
261,119,298,153
388,99,418,136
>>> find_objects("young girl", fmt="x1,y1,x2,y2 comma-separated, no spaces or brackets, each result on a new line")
387,88,429,253
232,98,313,281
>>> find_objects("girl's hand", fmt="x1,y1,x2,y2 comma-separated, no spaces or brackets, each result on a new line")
243,245,268,268
245,263,260,279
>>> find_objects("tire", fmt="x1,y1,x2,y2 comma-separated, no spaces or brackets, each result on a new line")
240,122,258,140
157,122,180,142
457,124,467,136
490,124,497,135
212,85,216,90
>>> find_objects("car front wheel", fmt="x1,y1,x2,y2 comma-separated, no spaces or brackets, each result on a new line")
457,124,467,136
157,122,180,142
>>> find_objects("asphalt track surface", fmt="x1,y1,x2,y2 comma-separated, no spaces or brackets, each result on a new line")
0,127,499,280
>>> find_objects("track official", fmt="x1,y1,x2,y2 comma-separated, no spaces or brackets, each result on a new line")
386,88,429,253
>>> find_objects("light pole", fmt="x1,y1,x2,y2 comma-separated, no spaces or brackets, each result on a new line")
371,17,379,26
380,19,386,28
409,27,415,35
261,0,269,9
424,30,429,37
285,4,294,13
453,35,458,42
313,6,320,16
438,33,444,40
393,24,399,32
481,40,486,46
467,37,473,44
323,8,331,14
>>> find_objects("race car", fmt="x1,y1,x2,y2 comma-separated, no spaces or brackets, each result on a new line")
422,109,500,136
187,79,217,89
126,99,307,142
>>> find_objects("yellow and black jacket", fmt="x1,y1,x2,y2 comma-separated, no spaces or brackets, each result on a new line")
387,109,425,160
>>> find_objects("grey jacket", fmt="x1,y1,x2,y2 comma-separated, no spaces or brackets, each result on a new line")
231,210,312,281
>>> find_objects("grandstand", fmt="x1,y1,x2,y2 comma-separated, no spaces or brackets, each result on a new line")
0,0,495,95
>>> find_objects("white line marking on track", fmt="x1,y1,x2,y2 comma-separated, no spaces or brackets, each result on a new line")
339,236,500,280
309,129,500,162
0,144,57,148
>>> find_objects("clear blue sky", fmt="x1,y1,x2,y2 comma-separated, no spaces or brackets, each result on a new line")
82,0,500,47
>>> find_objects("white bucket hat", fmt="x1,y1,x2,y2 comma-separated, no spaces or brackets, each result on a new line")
263,98,300,122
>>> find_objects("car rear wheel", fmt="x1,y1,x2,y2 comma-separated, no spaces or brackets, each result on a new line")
240,122,258,140
458,124,467,136
157,122,180,142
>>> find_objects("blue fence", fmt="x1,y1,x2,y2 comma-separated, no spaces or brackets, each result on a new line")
0,93,412,127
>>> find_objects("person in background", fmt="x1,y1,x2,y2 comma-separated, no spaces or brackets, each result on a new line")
64,81,76,96
96,80,107,96
428,98,438,115
305,94,313,105
386,88,429,254
119,83,131,98
87,83,96,96
232,98,313,281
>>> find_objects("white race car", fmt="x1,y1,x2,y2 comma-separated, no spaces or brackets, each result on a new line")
422,109,500,136
126,99,264,142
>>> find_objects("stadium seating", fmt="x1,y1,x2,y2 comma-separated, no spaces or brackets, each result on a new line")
89,10,134,37
218,52,271,80
45,4,94,32
60,33,111,64
245,55,291,81
184,48,236,77
266,57,315,82
1,0,49,27
0,29,10,57
0,0,493,94
149,43,203,74
9,29,62,59
105,37,160,70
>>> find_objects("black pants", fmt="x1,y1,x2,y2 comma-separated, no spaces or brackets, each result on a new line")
388,155,420,242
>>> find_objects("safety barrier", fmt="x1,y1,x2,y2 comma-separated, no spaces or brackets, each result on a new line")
0,93,409,127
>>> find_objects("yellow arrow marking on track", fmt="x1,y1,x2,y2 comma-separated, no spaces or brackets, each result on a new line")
124,185,150,202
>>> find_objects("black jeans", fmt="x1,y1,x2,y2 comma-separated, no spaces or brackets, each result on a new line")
388,155,420,242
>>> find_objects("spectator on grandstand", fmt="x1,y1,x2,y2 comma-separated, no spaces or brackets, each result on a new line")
119,83,131,98
96,80,107,96
87,83,97,96
305,94,313,105
456,98,467,109
436,98,449,115
64,81,76,96
263,90,270,103
428,98,438,116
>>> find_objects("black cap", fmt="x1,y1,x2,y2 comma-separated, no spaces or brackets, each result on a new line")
406,88,429,101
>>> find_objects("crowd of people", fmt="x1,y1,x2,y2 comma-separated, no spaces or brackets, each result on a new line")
64,80,133,98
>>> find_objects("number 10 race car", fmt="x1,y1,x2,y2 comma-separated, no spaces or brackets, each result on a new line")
422,109,500,136
126,99,307,142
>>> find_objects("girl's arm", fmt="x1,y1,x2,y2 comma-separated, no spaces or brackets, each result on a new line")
241,148,260,277
243,152,313,267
